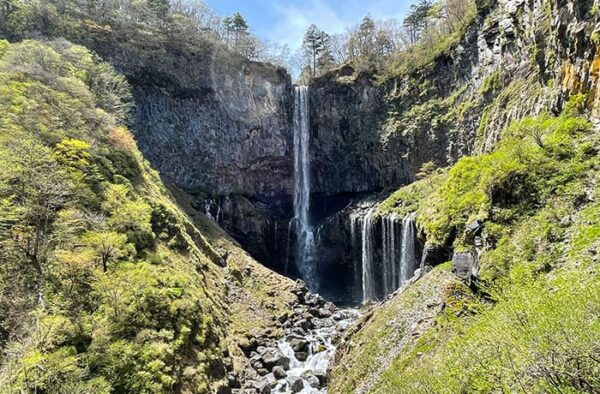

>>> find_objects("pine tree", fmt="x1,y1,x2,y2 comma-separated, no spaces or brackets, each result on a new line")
403,0,433,44
302,24,331,78
224,12,249,47
356,15,376,57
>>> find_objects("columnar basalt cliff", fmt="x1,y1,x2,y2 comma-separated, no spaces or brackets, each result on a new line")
103,41,297,269
308,69,410,195
130,52,294,197
45,0,599,298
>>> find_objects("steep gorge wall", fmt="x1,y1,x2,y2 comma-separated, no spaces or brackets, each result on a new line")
303,0,600,301
311,0,600,179
94,39,297,269
60,0,600,299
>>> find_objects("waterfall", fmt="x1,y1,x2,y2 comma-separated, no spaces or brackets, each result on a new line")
351,209,418,303
382,213,401,295
204,199,222,223
293,86,316,289
361,208,377,303
400,212,417,284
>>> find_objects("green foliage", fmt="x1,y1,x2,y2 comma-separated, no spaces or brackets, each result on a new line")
386,0,478,77
0,39,8,57
478,70,504,96
88,262,219,393
377,265,600,393
0,40,224,392
338,111,600,393
418,113,594,248
563,93,588,117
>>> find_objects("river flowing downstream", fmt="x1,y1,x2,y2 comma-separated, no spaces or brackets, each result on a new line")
274,308,360,393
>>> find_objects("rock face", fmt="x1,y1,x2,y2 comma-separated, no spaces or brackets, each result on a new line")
131,49,293,197
309,68,410,195
105,41,296,269
87,0,600,302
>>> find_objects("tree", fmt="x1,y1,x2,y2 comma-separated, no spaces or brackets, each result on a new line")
223,12,248,47
356,15,377,57
146,0,169,15
169,0,222,33
84,231,128,272
302,24,331,78
403,0,433,44
0,139,70,271
330,32,350,64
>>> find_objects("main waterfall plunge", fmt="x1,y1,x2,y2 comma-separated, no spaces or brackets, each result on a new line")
292,86,317,289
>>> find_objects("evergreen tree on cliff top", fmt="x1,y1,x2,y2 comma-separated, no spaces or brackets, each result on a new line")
302,24,331,78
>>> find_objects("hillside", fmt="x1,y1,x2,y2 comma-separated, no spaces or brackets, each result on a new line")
0,0,599,393
329,108,600,393
0,38,300,393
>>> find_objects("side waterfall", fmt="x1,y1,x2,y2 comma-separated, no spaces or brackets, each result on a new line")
352,210,418,303
360,209,377,303
292,86,316,289
401,212,417,285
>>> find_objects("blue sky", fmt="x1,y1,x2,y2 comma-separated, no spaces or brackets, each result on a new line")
207,0,412,51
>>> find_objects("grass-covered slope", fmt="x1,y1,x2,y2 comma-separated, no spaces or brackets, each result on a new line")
330,103,600,393
0,39,296,393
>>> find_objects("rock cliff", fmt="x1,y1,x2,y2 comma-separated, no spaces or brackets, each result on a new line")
64,0,600,298
95,39,296,269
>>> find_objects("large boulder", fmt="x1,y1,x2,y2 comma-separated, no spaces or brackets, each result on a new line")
451,252,479,281
287,376,304,393
261,350,290,370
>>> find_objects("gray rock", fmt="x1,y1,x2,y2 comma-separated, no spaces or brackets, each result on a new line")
452,252,480,281
272,366,287,379
314,370,327,386
264,373,277,387
256,368,269,377
287,376,304,393
261,350,290,370
317,307,333,318
255,377,271,394
295,351,308,361
301,371,320,388
289,338,309,353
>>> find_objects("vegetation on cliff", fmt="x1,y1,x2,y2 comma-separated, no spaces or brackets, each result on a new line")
0,38,227,392
0,0,290,66
0,38,297,393
330,103,600,393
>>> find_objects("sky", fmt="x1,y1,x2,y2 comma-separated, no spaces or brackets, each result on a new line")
207,0,412,52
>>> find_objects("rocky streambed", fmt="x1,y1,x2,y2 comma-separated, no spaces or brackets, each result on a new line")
237,283,360,393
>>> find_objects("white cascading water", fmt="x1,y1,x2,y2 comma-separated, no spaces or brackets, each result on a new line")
382,213,400,295
275,309,360,393
293,86,316,290
360,208,377,303
400,211,417,284
352,209,418,302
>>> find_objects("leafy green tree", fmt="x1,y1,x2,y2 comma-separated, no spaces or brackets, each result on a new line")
83,231,128,272
0,139,70,271
102,184,154,250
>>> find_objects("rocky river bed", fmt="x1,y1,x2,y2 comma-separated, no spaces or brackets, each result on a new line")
236,283,361,393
